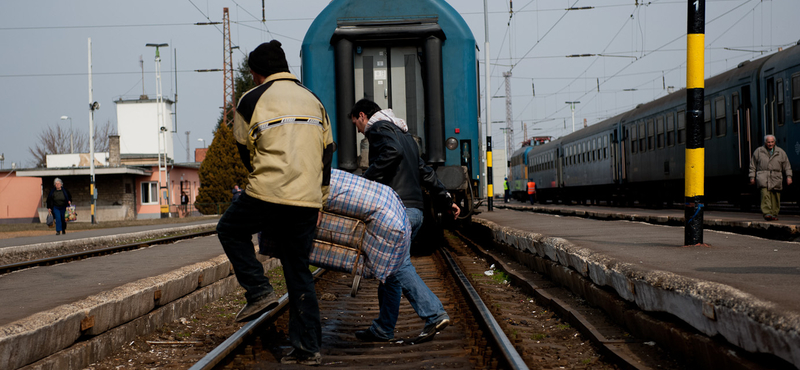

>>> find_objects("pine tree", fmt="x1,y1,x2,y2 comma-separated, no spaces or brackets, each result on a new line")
195,123,248,214
195,59,256,214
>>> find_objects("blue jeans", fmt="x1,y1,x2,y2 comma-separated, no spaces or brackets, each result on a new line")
53,206,67,232
217,192,321,353
369,207,449,339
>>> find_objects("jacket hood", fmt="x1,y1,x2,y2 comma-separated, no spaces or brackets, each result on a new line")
366,109,408,133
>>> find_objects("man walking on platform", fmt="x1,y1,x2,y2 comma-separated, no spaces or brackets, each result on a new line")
504,177,510,203
749,134,792,221
216,40,334,366
527,180,536,205
349,98,459,344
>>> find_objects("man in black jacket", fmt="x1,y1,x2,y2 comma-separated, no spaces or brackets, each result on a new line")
349,98,459,344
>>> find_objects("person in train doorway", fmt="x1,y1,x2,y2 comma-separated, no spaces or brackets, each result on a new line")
349,98,460,344
504,177,510,203
46,177,72,235
749,134,792,221
216,40,334,366
527,179,536,205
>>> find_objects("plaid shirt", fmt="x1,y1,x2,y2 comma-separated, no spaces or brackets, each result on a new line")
260,169,410,282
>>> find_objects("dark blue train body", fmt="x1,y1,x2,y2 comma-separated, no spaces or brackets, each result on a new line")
509,42,800,206
301,0,480,217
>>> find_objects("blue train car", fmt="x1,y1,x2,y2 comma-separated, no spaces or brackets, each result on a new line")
508,146,532,200
301,0,481,217
527,42,800,208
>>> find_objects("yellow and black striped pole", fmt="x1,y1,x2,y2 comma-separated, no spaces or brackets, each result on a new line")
487,138,494,211
685,0,705,245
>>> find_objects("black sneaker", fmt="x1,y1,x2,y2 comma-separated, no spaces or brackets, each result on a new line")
280,349,322,366
56,231,60,235
354,329,392,342
410,318,450,344
235,292,279,322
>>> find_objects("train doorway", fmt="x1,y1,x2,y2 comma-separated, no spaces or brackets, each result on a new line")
354,46,427,158
739,85,753,171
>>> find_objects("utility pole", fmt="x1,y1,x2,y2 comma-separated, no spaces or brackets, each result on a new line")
88,38,98,224
483,0,493,211
503,71,513,154
185,131,190,163
565,101,580,132
146,42,170,218
222,7,235,127
685,0,705,246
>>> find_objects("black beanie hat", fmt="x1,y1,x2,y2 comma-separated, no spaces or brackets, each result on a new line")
248,40,290,77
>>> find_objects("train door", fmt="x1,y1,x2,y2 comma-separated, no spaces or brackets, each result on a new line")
620,123,629,182
556,147,563,188
765,77,775,135
739,86,753,169
354,46,426,157
611,130,618,182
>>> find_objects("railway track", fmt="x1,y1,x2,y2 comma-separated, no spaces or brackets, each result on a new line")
188,231,689,370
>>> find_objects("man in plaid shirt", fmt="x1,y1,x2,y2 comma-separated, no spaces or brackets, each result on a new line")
350,99,460,344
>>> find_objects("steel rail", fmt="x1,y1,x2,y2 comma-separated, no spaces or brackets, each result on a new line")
189,268,327,370
438,248,529,370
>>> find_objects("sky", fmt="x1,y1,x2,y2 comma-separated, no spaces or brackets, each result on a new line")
1,0,798,169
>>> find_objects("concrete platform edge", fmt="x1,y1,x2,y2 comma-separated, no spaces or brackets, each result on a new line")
0,222,218,264
473,216,800,368
0,253,279,370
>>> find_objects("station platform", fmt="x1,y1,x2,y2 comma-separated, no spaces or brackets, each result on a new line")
473,202,800,368
0,217,274,370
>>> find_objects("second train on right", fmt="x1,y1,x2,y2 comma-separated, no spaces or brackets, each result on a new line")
509,41,800,208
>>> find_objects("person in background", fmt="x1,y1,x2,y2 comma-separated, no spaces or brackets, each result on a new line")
527,179,536,205
503,177,510,203
46,178,72,235
231,185,243,202
749,134,792,221
349,98,459,344
180,191,189,216
216,40,334,366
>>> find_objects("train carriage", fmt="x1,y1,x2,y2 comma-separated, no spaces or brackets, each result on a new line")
508,146,532,200
511,42,800,208
301,0,481,218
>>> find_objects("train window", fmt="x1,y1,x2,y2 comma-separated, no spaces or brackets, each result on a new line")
630,127,637,153
677,110,686,144
604,135,608,159
666,113,675,147
638,123,646,152
732,93,740,135
596,138,601,160
777,79,785,126
793,74,800,122
703,100,712,140
647,119,654,151
591,140,596,162
715,97,727,136
656,116,665,148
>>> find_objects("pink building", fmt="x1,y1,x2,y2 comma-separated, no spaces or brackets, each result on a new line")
0,171,42,224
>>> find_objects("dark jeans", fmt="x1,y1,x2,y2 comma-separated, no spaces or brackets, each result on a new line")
53,206,67,232
217,192,321,353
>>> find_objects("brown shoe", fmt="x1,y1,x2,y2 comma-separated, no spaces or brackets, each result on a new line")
235,292,280,322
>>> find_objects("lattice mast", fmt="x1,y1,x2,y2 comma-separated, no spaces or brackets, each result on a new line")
503,71,513,152
222,7,235,127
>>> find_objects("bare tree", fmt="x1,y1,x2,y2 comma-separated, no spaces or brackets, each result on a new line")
29,121,115,167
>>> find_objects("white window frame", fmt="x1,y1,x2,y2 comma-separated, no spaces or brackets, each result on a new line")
141,181,159,205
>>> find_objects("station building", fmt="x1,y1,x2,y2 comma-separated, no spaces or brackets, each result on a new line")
0,97,204,224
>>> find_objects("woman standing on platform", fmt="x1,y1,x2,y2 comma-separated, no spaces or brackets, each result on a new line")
46,178,72,235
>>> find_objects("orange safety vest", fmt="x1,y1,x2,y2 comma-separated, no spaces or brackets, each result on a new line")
527,181,536,194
